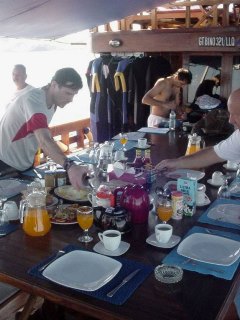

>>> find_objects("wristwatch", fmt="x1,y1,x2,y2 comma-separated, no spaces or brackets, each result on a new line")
63,158,75,172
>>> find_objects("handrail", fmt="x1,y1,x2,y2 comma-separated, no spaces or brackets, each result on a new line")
49,118,91,154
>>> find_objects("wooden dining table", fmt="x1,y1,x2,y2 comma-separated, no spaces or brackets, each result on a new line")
0,130,239,320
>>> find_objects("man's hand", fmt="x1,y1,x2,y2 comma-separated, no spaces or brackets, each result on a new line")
155,159,179,171
67,164,90,189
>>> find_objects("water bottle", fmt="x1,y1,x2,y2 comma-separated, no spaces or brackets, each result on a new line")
169,110,176,131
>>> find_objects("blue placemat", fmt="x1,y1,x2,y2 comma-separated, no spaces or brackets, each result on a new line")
198,199,240,231
0,223,19,236
28,244,153,305
162,226,240,280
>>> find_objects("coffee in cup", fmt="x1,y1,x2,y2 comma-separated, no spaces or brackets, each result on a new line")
138,138,147,148
98,229,121,251
155,223,173,243
212,171,224,185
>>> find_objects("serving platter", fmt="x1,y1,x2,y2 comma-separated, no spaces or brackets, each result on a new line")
54,185,89,202
48,204,80,224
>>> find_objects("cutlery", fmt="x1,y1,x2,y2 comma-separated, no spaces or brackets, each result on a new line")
38,250,66,272
107,269,140,298
33,169,43,179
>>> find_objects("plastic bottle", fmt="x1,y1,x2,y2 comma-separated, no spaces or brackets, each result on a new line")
169,110,176,131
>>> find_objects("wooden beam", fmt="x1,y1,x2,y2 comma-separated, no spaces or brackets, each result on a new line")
170,0,240,6
212,5,219,26
222,4,230,26
151,9,157,29
186,6,191,28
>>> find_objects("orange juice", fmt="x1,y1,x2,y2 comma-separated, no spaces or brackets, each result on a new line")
185,144,200,155
157,205,173,223
23,208,51,236
77,213,93,230
120,137,128,145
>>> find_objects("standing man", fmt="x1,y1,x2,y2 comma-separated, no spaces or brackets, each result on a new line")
142,68,192,127
12,64,33,98
0,67,88,189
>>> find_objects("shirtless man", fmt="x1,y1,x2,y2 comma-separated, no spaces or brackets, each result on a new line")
142,68,192,127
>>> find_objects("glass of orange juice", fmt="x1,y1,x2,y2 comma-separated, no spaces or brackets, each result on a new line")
119,133,128,151
157,199,173,223
77,206,93,243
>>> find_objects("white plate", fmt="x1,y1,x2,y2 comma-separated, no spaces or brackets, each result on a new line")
165,169,205,181
93,241,130,256
207,204,240,225
223,164,238,171
229,184,240,196
0,179,27,198
207,179,223,187
137,144,151,149
146,234,181,249
164,181,205,192
177,233,240,266
196,195,211,207
43,250,122,291
54,185,89,202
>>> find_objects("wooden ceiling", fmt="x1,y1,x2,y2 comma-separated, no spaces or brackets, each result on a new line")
91,0,240,32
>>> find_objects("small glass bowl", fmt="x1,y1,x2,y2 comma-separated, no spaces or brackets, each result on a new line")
154,264,183,284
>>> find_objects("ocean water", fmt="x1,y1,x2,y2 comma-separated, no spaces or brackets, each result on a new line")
0,46,95,125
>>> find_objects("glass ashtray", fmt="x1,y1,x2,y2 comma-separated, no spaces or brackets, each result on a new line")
154,264,183,284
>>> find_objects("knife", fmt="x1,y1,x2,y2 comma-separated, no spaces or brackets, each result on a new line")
107,269,141,297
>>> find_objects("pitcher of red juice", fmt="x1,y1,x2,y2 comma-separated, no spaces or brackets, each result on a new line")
19,189,51,236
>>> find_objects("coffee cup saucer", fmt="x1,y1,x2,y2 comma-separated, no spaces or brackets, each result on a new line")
196,195,211,207
207,179,223,187
146,234,181,249
137,144,151,149
93,241,130,256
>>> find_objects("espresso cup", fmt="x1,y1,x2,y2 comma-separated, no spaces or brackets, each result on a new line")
155,223,173,243
138,138,147,148
212,171,224,185
98,229,121,251
227,160,239,169
3,201,19,220
96,196,111,208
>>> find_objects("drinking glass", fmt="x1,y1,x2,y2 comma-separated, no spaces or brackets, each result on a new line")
119,133,128,151
77,206,93,243
217,179,230,199
157,199,173,223
0,196,7,210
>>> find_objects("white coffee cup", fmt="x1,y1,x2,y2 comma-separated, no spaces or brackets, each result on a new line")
3,201,19,220
98,229,121,251
196,190,206,204
96,196,111,208
212,171,224,185
155,223,173,243
138,138,147,148
227,160,239,169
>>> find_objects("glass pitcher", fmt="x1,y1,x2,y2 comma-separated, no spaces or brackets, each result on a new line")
19,189,51,236
185,133,205,155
